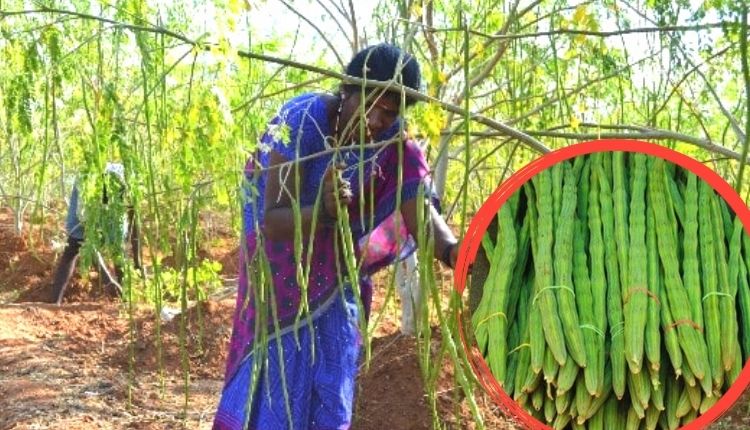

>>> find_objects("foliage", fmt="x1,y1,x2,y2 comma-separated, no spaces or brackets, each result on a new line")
0,0,747,427
124,259,224,304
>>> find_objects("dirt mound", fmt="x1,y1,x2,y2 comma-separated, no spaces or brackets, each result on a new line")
0,211,58,303
4,293,749,429
0,207,239,306
0,302,222,429
0,299,520,430
216,246,240,277
0,233,116,304
356,332,431,429
104,299,235,381
0,231,28,272
0,217,518,429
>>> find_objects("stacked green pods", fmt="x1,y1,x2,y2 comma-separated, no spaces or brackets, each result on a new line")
472,152,750,429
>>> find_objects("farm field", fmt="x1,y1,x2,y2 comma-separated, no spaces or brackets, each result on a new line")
2,0,750,428
2,208,750,429
0,209,514,429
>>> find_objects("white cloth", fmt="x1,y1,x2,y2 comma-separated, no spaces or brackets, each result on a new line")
104,162,125,182
396,252,421,336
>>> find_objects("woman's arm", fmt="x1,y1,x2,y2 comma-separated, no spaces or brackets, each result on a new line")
262,150,353,241
400,197,459,269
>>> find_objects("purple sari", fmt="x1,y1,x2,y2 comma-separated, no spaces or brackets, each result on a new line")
221,93,436,389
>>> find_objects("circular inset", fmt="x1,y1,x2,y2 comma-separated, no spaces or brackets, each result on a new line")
455,139,750,429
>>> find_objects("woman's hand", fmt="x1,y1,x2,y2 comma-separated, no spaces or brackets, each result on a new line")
450,242,460,269
400,198,460,271
322,163,353,220
440,241,460,270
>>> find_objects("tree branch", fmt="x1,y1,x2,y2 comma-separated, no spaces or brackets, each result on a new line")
313,0,353,51
618,3,745,144
507,52,659,126
650,45,737,134
231,76,331,113
0,7,551,152
467,0,526,88
347,0,359,52
519,124,747,162
738,4,750,190
277,0,345,67
393,17,741,42
478,22,739,40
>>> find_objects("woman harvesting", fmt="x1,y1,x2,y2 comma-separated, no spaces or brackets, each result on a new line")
214,43,460,429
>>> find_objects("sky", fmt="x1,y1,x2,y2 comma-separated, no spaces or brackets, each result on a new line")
27,0,724,122
185,0,381,64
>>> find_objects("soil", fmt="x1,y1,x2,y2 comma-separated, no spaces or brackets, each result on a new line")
0,209,516,429
1,207,749,429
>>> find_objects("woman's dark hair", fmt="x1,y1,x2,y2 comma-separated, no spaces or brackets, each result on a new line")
343,43,421,106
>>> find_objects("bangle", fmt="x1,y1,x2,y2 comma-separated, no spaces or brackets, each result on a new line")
441,243,456,269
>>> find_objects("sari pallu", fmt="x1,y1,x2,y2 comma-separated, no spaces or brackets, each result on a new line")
214,93,436,429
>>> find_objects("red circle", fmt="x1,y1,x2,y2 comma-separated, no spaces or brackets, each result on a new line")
454,139,750,429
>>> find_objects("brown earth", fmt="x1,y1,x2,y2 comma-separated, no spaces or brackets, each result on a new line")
0,209,515,429
1,207,749,429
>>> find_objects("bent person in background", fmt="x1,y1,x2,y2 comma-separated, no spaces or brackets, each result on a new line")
50,162,141,304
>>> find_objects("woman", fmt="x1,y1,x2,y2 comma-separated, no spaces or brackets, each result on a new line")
214,43,459,430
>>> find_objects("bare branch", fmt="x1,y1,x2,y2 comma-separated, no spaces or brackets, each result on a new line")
394,16,738,45
521,124,747,162
618,2,745,144
673,85,715,147
477,22,738,41
688,55,744,143
738,4,750,189
277,0,345,68
5,6,547,153
423,0,439,62
650,45,734,125
507,52,660,126
231,76,332,113
443,0,542,84
517,2,590,32
467,0,527,88
5,15,76,37
314,0,353,52
329,0,348,20
347,0,358,52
